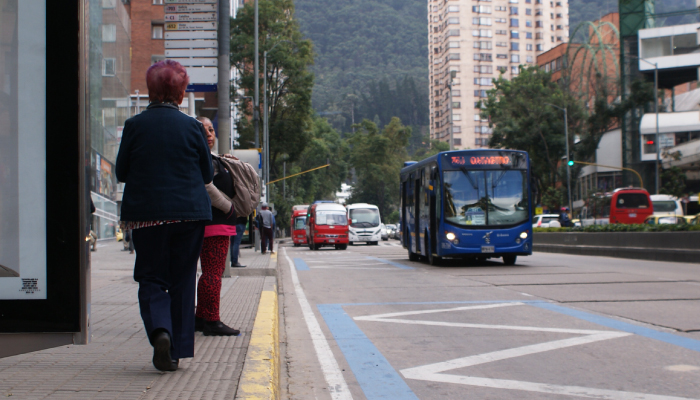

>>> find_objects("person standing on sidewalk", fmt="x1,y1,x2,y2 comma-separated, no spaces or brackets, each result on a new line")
194,117,240,336
116,60,213,372
257,203,275,254
229,216,248,268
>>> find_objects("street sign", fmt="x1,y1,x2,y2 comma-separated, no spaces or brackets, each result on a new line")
164,12,217,22
165,31,216,40
186,84,217,92
535,207,543,215
165,4,216,13
168,57,217,67
165,48,217,57
165,21,217,31
165,39,217,49
186,67,217,84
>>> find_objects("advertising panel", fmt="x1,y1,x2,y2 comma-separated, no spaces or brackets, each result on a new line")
0,0,48,299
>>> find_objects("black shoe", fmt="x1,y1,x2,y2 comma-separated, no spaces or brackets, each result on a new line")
203,320,240,336
231,263,247,268
195,317,204,332
152,331,178,371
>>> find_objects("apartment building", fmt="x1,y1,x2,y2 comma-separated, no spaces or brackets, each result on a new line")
428,0,568,149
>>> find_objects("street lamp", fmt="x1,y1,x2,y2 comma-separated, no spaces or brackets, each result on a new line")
626,54,659,194
545,103,573,215
263,40,293,199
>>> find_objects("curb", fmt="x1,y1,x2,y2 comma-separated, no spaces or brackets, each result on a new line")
236,253,279,400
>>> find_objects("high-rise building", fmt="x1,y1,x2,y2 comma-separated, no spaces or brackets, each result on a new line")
428,0,569,149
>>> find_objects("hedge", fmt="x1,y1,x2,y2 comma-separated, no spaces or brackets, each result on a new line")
534,224,700,233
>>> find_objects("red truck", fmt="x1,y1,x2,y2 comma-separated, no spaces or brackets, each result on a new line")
305,202,349,250
291,205,309,246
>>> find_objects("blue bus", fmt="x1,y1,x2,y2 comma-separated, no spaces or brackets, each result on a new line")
400,150,532,265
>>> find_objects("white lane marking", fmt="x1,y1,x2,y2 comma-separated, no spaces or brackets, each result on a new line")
311,267,396,270
355,303,522,320
282,248,352,400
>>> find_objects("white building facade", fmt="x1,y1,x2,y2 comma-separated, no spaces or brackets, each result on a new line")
428,0,569,148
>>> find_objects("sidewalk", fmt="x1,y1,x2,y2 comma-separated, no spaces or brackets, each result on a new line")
0,240,277,399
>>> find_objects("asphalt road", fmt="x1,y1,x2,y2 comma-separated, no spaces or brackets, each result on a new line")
278,239,700,400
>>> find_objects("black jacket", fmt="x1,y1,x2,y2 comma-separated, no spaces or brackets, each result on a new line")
205,156,237,226
116,103,213,221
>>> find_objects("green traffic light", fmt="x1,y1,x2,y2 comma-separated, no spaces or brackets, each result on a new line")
568,160,574,166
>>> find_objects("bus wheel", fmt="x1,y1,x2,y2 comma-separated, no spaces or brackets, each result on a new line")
408,251,419,261
427,251,442,266
502,255,517,265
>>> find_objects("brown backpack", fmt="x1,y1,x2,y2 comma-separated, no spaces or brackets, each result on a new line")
218,156,261,217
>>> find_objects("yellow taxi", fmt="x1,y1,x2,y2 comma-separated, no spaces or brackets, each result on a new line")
644,215,686,225
683,214,699,225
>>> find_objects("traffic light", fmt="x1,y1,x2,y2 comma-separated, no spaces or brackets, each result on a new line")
567,152,574,167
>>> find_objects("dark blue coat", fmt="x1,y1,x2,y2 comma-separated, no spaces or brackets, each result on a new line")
116,103,213,221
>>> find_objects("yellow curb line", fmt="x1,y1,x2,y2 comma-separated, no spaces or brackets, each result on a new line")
236,254,279,399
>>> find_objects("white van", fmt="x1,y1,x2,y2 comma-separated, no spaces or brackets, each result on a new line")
650,194,684,217
346,203,382,245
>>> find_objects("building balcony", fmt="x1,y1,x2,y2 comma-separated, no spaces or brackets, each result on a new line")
638,23,700,88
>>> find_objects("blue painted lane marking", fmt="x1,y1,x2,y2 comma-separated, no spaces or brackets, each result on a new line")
531,301,700,353
293,258,310,271
318,304,420,400
366,256,414,270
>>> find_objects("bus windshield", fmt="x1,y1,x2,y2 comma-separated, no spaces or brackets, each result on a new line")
294,216,306,230
316,211,347,226
349,208,380,228
443,169,529,227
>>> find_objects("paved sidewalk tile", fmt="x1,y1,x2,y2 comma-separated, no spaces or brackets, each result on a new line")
0,240,269,399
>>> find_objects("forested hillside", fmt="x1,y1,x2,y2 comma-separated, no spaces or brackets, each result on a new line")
294,0,429,134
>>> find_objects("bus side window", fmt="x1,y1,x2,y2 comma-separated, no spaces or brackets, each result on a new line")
435,175,441,218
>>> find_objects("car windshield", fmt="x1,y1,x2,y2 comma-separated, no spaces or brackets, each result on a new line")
349,208,380,228
652,200,676,212
443,169,529,227
316,211,347,226
294,216,306,230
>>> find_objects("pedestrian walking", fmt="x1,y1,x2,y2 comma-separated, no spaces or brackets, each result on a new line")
229,216,248,268
115,60,214,372
194,116,240,336
257,203,275,254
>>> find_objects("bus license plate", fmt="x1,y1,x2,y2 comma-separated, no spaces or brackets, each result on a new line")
481,246,495,253
329,239,335,243
629,213,636,218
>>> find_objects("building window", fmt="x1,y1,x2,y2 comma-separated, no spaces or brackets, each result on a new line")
473,17,492,26
496,54,508,59
496,41,507,47
102,58,116,76
526,32,533,39
153,0,163,4
511,66,520,74
496,30,507,35
510,7,518,15
448,29,461,37
526,43,533,50
448,53,461,60
474,65,493,73
536,21,543,27
497,66,508,72
473,53,493,61
454,138,462,146
557,36,563,42
511,42,519,50
525,8,532,15
526,55,533,62
448,5,460,12
151,54,166,64
510,18,519,27
472,5,492,13
102,24,116,42
535,32,543,39
473,41,492,50
452,90,461,97
452,126,461,133
448,41,460,48
526,20,532,27
448,17,460,24
495,18,507,23
452,102,461,109
511,54,520,63
472,29,492,37
152,24,164,39
474,90,488,98
510,30,519,39
453,114,462,121
475,138,482,146
495,6,507,11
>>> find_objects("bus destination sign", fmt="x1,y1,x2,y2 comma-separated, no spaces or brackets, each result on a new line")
449,155,510,166
445,152,526,169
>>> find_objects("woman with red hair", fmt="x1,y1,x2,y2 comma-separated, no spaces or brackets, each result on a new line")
116,60,213,372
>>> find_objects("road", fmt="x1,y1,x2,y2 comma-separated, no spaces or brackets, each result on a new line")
277,239,700,400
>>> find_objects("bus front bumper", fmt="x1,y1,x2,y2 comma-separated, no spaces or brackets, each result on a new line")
438,240,532,257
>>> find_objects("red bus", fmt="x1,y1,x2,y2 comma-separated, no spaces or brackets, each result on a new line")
583,188,653,225
305,202,349,250
291,205,309,247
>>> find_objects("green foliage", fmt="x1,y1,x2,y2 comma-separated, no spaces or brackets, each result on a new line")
231,0,314,171
386,210,400,224
483,66,585,202
660,166,687,198
541,187,566,212
412,140,450,162
534,223,700,233
346,117,410,218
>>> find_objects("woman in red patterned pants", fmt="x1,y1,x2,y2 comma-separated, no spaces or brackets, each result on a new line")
196,117,239,336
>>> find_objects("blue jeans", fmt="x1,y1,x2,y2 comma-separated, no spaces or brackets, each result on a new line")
229,222,246,265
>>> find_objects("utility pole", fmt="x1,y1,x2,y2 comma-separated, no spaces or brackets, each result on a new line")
253,0,259,150
218,0,231,155
545,103,573,215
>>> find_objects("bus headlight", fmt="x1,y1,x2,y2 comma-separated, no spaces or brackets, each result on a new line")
446,232,456,241
519,232,528,240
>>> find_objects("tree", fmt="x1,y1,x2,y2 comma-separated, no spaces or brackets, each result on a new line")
482,66,585,204
346,117,410,218
231,0,315,179
660,167,687,198
412,139,449,161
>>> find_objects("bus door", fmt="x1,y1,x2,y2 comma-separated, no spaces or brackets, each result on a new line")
414,172,422,254
429,166,438,256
